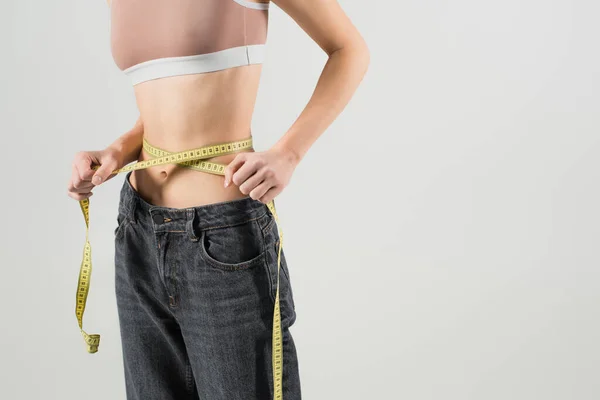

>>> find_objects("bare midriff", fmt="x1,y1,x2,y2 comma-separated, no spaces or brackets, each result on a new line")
129,64,263,208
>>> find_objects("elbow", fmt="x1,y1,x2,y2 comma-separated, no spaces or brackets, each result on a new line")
330,36,370,77
357,39,370,75
348,38,370,79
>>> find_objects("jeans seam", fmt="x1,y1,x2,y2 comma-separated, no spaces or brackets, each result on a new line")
185,360,194,395
275,239,291,284
259,220,277,306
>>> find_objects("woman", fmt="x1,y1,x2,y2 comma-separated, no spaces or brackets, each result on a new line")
67,0,369,399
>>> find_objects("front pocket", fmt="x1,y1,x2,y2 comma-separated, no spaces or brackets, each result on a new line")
199,219,266,271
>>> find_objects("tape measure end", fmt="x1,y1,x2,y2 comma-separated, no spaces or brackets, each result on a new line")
87,344,99,354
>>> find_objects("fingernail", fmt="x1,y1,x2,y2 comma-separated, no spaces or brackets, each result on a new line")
223,179,228,188
92,175,102,185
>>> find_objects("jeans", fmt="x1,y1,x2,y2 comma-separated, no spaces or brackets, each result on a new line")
114,172,301,400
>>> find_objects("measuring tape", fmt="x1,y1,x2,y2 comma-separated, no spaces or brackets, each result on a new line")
75,137,284,400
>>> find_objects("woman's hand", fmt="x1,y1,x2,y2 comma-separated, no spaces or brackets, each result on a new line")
223,146,299,204
67,146,125,201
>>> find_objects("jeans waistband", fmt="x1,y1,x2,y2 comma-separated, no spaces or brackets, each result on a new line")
118,171,270,235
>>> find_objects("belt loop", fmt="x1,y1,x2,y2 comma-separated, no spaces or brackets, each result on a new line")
123,172,138,223
186,209,199,242
128,197,137,224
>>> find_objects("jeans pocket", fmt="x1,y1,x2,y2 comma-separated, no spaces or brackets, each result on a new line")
198,219,267,271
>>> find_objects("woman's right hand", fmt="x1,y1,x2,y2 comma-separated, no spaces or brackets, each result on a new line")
67,146,125,201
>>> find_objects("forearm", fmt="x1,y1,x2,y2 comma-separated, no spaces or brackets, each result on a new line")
273,43,370,164
107,116,144,165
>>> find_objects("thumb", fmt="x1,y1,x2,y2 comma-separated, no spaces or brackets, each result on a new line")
91,156,118,186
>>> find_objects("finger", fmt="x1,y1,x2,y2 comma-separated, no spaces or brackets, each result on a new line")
67,191,93,201
223,153,248,187
68,185,94,194
92,157,119,186
69,167,94,192
74,152,96,182
250,181,275,202
258,186,282,204
231,157,264,187
238,170,266,196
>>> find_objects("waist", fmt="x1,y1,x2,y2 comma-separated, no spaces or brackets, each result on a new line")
130,68,263,208
130,142,253,209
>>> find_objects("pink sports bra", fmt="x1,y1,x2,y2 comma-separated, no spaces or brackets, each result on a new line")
109,0,270,86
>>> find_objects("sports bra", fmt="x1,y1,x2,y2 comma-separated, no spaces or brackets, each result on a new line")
109,0,270,86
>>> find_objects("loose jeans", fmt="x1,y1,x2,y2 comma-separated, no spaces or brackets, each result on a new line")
114,172,301,400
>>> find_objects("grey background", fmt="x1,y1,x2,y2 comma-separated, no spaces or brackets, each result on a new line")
1,0,599,399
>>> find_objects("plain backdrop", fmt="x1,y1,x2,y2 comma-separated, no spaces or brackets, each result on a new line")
1,1,599,399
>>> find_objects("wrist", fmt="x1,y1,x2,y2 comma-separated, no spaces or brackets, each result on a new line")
108,135,142,165
272,141,301,166
106,141,128,165
107,119,144,165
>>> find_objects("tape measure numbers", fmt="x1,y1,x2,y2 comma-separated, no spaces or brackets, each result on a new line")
75,137,284,400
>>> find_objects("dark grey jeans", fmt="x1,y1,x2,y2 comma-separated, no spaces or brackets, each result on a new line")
114,172,301,400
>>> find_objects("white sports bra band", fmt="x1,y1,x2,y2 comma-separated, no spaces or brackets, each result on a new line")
109,0,269,10
123,44,266,86
231,0,270,10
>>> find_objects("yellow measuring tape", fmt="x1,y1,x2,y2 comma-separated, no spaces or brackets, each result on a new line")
76,137,284,400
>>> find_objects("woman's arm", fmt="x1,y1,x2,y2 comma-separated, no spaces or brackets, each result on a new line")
224,0,369,203
269,0,370,163
67,116,143,200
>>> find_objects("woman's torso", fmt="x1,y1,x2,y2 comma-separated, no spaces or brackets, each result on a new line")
109,0,270,208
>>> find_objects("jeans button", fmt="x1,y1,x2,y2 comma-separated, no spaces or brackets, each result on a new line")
152,214,164,224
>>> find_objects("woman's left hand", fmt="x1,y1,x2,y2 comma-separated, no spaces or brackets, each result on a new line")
223,146,299,204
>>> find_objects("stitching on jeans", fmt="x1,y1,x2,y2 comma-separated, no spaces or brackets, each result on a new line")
148,211,268,231
258,219,276,305
148,208,189,213
200,212,267,231
185,361,194,395
276,239,291,283
203,250,266,271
